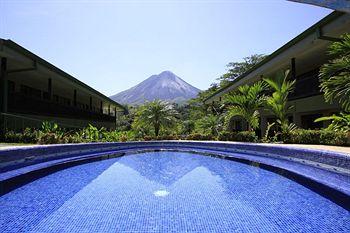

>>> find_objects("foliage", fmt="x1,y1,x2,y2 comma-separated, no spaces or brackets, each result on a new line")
142,134,180,141
314,112,350,132
37,121,64,144
281,129,348,146
195,114,223,136
261,122,278,143
41,121,59,134
218,131,257,142
264,70,296,133
133,100,178,136
80,124,105,142
224,81,266,131
3,128,36,144
185,133,217,141
217,54,267,87
181,120,195,135
37,132,62,144
319,33,350,111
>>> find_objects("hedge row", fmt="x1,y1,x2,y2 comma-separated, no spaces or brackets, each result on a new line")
2,129,349,146
281,129,349,146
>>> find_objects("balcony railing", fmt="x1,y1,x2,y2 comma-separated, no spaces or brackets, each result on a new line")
289,69,321,100
7,93,115,123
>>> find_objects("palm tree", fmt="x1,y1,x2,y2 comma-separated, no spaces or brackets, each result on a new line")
225,81,266,131
263,70,296,132
314,113,350,132
135,100,178,137
319,33,350,111
196,114,222,136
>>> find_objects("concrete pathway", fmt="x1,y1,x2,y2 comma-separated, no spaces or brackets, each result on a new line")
0,141,349,155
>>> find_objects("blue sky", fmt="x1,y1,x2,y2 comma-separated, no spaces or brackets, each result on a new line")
0,0,331,95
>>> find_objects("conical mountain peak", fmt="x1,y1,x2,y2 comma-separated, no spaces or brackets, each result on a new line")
110,71,200,105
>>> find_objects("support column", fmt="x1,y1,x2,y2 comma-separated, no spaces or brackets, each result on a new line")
293,112,302,128
0,58,8,138
48,78,52,100
73,89,77,107
260,115,267,137
100,101,103,114
89,96,92,111
291,58,296,80
114,106,117,128
108,105,111,115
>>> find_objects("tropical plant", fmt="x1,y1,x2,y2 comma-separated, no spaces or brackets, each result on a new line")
261,122,278,143
133,100,178,137
314,112,350,132
181,120,195,135
195,114,223,136
41,121,59,133
264,70,296,133
81,124,105,142
224,81,266,131
319,33,350,111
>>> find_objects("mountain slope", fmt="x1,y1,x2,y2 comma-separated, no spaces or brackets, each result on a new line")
110,71,200,105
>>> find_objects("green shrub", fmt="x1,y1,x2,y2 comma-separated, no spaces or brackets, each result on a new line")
143,135,153,141
186,133,217,141
218,131,235,141
37,132,62,144
119,135,128,142
41,121,59,134
157,135,180,140
218,131,257,142
4,129,37,143
4,131,22,143
22,128,37,143
281,129,348,146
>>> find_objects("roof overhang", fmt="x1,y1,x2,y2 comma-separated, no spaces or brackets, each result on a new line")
288,0,350,13
204,11,350,104
0,39,126,112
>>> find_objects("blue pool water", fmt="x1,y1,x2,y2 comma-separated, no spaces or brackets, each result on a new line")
1,151,349,232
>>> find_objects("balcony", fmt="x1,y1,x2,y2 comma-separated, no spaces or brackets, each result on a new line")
7,93,115,123
289,69,321,100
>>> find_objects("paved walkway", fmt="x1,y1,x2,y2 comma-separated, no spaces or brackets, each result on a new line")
266,143,350,155
0,142,349,155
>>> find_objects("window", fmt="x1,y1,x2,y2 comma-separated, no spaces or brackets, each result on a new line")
301,114,323,129
289,69,320,100
43,91,50,100
7,80,15,93
20,85,41,99
53,95,59,102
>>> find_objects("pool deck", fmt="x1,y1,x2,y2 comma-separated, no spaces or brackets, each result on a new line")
1,141,349,155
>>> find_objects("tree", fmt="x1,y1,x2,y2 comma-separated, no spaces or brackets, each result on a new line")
195,114,223,136
315,34,350,132
225,81,266,131
264,70,296,132
319,33,350,111
133,100,178,137
218,54,267,87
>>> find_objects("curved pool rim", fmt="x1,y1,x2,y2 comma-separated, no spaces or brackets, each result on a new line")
0,141,349,210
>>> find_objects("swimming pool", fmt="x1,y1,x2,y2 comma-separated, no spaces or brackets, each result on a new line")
1,151,349,232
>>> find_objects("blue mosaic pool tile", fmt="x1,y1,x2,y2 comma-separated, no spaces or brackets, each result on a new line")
1,151,349,232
